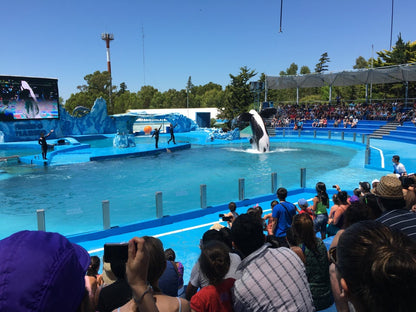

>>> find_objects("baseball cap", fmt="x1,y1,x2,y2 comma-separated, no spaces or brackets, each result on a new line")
298,198,308,207
0,230,90,311
349,195,360,203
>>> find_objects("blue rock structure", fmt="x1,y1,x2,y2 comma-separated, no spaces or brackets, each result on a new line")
113,131,136,148
0,96,234,144
124,112,198,133
203,128,240,141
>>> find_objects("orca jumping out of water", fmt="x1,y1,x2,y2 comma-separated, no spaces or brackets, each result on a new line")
237,108,277,153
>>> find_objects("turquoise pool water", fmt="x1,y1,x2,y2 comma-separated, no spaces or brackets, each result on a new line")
0,136,390,239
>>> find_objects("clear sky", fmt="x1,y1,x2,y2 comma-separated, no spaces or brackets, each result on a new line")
2,0,416,102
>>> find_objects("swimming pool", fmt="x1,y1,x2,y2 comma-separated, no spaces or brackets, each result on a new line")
0,134,391,239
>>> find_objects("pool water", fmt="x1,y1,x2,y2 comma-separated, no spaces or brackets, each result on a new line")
0,139,389,239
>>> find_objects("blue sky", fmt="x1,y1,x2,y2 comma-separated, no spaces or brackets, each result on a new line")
2,0,416,102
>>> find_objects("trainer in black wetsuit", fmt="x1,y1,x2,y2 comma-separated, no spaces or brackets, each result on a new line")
151,125,162,148
167,123,177,145
38,130,54,160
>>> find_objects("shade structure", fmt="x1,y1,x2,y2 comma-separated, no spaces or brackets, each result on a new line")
266,63,416,90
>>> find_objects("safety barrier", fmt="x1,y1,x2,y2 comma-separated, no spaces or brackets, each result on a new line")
37,168,308,231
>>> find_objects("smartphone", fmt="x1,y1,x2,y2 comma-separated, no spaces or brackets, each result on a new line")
332,185,337,188
103,243,128,263
222,216,232,222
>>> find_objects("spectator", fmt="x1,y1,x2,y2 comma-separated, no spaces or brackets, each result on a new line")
0,230,91,312
117,236,190,312
285,227,306,263
335,220,416,312
311,182,330,239
223,201,239,227
124,237,161,312
96,258,132,312
359,181,371,196
231,213,315,311
190,241,235,312
159,249,181,297
185,229,241,300
98,262,116,287
296,198,315,220
271,187,297,247
392,155,407,176
371,179,380,190
263,200,278,235
373,175,416,240
327,201,369,312
327,192,348,237
400,176,416,210
85,255,101,308
164,248,185,296
292,214,333,310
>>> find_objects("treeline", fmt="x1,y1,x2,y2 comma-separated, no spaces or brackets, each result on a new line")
64,34,416,122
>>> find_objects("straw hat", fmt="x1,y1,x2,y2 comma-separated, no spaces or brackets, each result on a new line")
101,262,117,285
371,175,403,199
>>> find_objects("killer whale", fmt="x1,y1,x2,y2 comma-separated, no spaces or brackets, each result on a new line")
237,108,276,152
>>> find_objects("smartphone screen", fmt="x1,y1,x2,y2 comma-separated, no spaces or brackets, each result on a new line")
103,243,128,263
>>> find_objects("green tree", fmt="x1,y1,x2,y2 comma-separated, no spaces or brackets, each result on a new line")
315,52,330,73
353,56,368,69
300,66,311,75
375,33,416,66
279,63,298,76
65,71,113,114
118,82,128,95
218,66,256,122
200,88,224,108
137,86,159,109
186,76,194,108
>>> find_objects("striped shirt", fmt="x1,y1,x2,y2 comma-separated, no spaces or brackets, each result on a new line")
377,209,416,241
232,244,315,312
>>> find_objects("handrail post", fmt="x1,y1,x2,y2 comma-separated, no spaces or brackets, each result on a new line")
271,172,277,194
156,192,163,218
200,184,207,209
328,130,331,139
365,148,370,165
300,168,306,188
314,130,317,138
102,200,110,230
341,132,344,140
239,178,245,200
353,133,356,142
37,209,46,231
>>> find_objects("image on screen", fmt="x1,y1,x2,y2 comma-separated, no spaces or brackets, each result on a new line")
0,75,59,121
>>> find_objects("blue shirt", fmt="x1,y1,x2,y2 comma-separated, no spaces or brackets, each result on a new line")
272,201,297,237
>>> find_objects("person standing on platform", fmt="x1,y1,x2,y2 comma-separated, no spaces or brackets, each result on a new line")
38,129,54,160
167,123,177,144
152,125,162,149
392,155,407,176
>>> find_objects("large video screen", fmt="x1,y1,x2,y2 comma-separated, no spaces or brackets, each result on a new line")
0,75,59,121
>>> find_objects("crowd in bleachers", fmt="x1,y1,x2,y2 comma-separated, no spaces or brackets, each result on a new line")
269,101,416,129
1,168,416,311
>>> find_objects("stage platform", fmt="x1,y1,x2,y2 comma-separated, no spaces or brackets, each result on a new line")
18,138,191,166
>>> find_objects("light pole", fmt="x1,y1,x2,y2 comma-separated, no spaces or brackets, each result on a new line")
101,33,114,113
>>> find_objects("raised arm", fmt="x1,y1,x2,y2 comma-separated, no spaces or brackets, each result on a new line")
126,237,159,312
